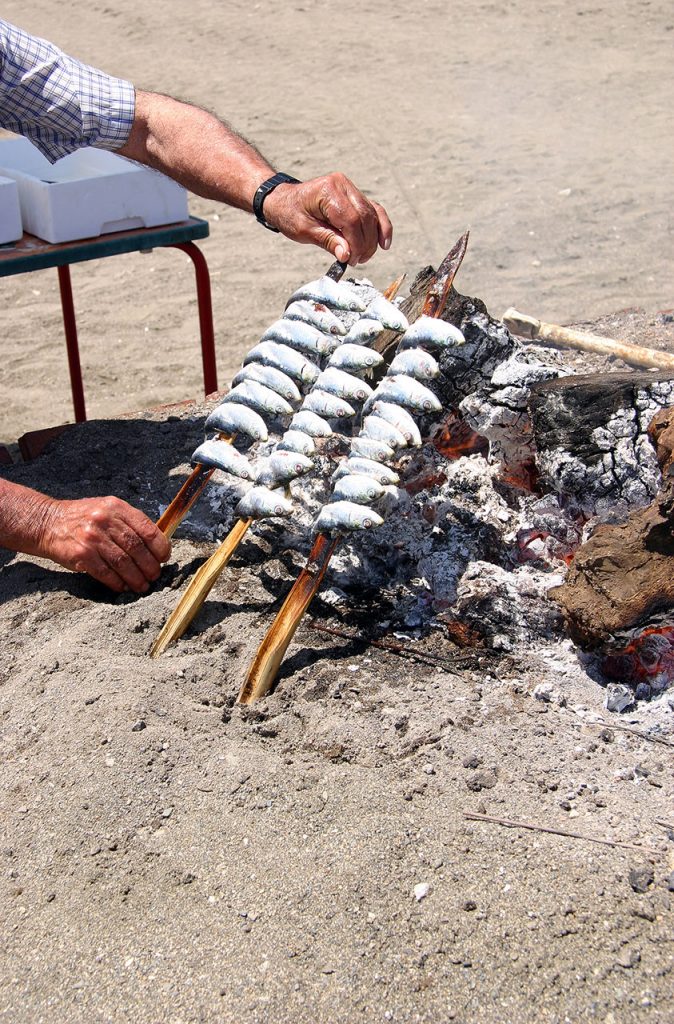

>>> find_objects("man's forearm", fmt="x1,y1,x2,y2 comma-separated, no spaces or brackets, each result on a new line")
118,90,275,211
0,479,54,556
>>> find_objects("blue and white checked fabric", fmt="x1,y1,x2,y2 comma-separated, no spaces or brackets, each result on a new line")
0,18,135,163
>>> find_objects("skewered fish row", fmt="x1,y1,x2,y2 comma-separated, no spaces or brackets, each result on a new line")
310,316,465,535
185,271,411,528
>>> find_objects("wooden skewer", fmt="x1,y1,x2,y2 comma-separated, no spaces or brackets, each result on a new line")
238,237,469,705
150,517,252,657
152,269,406,658
156,434,232,539
503,307,674,371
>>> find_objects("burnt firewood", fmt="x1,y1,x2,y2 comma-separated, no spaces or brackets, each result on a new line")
549,474,674,648
528,370,674,519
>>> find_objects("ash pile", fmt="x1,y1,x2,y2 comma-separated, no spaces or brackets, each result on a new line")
166,237,674,723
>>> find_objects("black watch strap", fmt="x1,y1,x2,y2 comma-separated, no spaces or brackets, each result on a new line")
253,172,301,232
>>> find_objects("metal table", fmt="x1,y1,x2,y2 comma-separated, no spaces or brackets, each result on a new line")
0,216,217,422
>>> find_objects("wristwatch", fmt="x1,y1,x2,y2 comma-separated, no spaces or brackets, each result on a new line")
253,172,301,232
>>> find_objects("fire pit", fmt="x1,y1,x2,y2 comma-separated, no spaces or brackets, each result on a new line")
150,236,674,724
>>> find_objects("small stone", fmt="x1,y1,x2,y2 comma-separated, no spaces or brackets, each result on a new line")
629,865,654,894
466,770,497,792
413,882,431,902
462,754,483,769
462,900,477,912
161,808,173,819
533,682,554,702
667,873,674,893
104,756,115,768
131,720,146,732
605,683,634,714
422,764,436,776
615,948,641,970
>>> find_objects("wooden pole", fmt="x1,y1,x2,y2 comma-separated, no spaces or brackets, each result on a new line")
503,307,674,372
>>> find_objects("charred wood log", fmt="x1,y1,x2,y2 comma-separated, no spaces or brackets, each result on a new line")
528,371,674,519
549,473,674,650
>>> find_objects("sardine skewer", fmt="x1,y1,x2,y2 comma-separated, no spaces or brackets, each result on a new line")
155,260,348,538
152,269,402,655
238,239,467,705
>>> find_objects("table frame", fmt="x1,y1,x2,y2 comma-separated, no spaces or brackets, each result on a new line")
0,216,217,422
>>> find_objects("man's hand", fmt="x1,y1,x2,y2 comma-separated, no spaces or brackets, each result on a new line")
0,479,170,594
262,174,393,266
39,496,171,593
119,92,392,266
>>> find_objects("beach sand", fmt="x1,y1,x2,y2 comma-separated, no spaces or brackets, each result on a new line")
1,4,673,1022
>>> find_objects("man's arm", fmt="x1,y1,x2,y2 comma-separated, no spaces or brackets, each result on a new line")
118,90,392,266
0,479,170,593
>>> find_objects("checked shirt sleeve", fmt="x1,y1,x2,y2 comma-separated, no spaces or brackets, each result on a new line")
0,18,135,163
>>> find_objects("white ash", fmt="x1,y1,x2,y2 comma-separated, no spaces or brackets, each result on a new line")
433,308,516,409
460,350,565,481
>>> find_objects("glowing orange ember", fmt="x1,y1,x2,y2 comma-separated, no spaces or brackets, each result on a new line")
433,412,489,461
601,625,674,686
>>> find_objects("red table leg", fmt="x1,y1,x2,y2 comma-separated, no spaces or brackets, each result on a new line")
169,241,218,395
57,264,87,422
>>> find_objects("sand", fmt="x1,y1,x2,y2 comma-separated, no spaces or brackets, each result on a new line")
1,0,673,443
1,3,674,1022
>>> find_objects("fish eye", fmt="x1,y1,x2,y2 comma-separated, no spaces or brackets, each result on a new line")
364,518,373,528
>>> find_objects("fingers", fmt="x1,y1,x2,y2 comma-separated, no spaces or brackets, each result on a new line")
42,496,171,595
265,173,393,265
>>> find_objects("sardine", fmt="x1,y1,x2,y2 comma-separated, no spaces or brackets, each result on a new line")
277,429,317,457
342,317,385,345
284,300,347,336
328,343,385,373
290,410,334,437
315,500,384,533
333,457,400,485
365,294,409,331
350,436,395,463
387,349,440,380
398,315,465,350
236,486,293,520
286,276,366,313
205,402,268,442
332,473,385,505
244,341,320,385
231,363,301,404
301,389,356,419
369,401,422,446
191,439,253,479
361,414,408,449
365,375,442,414
223,380,293,418
315,367,373,403
260,319,338,357
256,450,314,487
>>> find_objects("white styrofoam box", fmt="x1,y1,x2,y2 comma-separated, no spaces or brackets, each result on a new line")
0,138,189,244
0,174,22,244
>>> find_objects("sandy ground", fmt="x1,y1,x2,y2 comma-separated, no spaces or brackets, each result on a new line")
1,307,674,1022
1,0,673,443
1,3,674,1022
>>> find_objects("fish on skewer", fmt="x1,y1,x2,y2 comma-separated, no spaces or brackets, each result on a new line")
301,390,356,419
333,457,400,485
286,276,366,312
260,319,340,358
244,341,320,385
191,439,254,479
314,501,383,532
236,487,294,520
277,430,317,457
231,364,302,404
223,380,294,419
387,349,440,381
363,375,442,415
342,317,385,345
397,315,465,350
361,415,408,450
332,473,385,504
283,300,347,336
369,401,422,447
314,367,373,404
327,344,385,373
255,451,314,487
364,294,409,331
290,410,333,437
349,436,395,463
205,403,269,442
